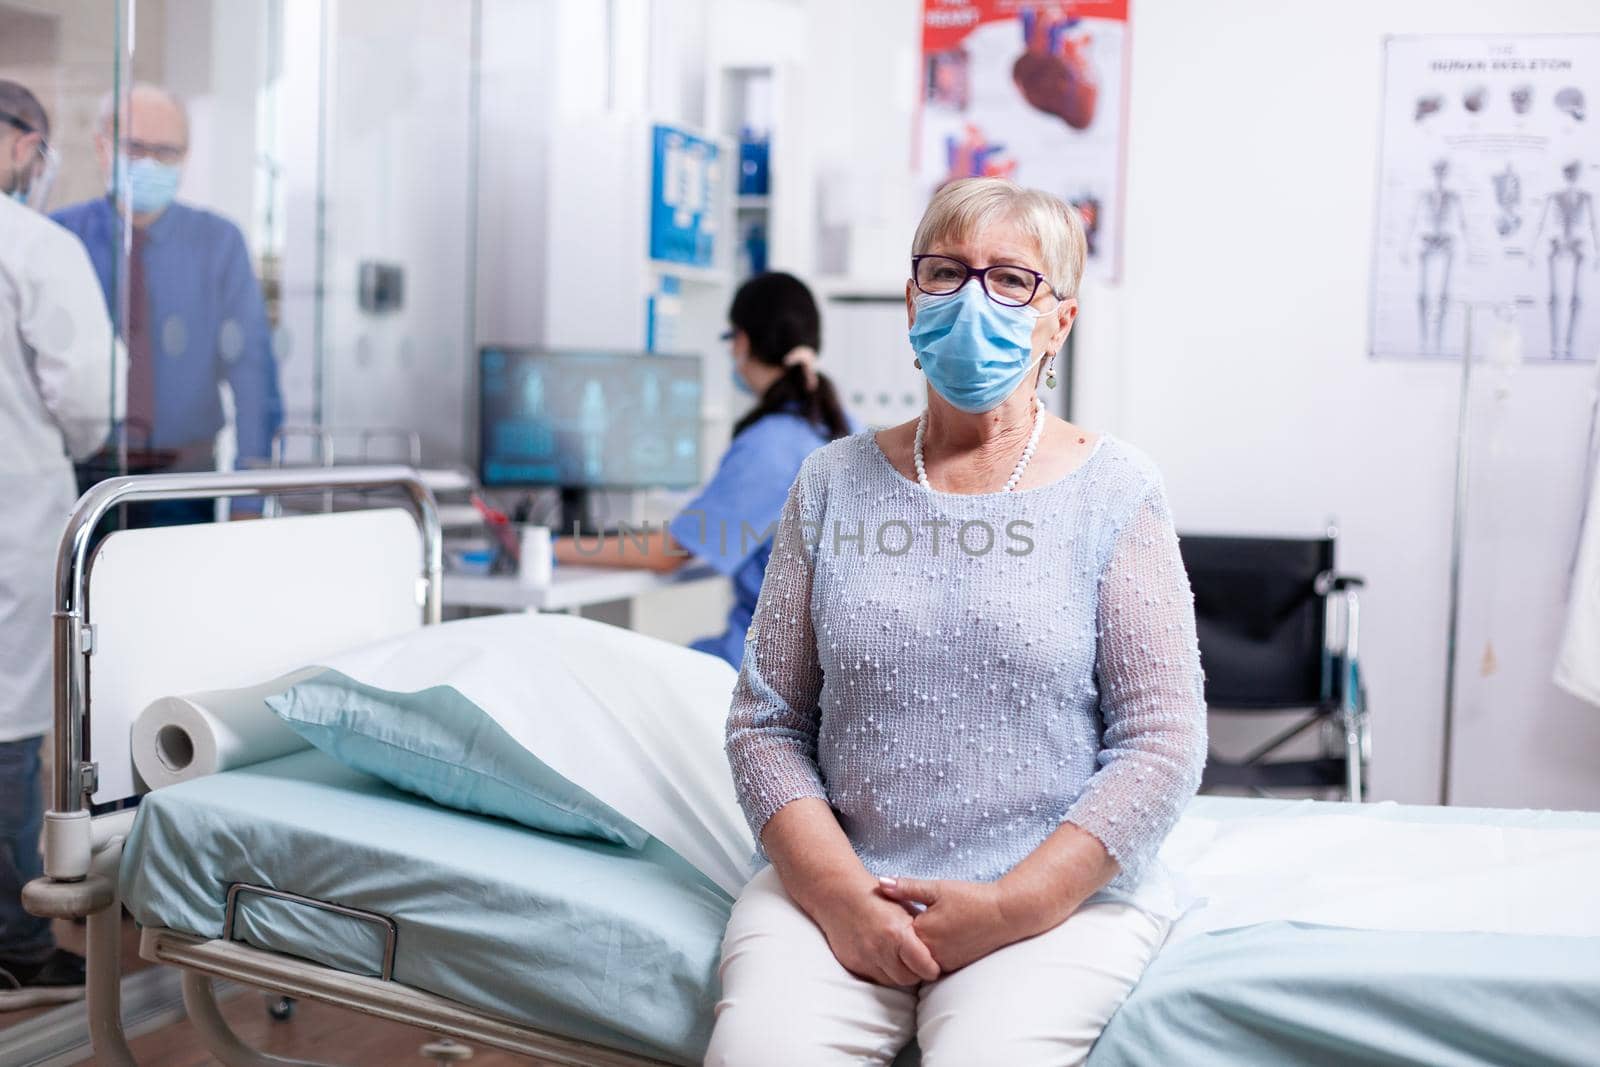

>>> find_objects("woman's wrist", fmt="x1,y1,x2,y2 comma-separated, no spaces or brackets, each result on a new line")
993,821,1119,938
761,798,879,921
993,868,1085,940
789,864,879,922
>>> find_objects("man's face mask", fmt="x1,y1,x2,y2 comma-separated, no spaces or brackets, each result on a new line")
116,156,182,216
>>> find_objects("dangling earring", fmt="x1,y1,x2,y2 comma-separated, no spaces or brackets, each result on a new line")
1045,354,1057,390
913,356,922,370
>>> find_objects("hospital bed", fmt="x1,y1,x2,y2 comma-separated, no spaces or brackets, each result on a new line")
22,466,709,1066
22,468,1600,1066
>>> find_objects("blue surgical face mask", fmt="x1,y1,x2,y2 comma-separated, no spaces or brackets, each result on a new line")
908,283,1045,413
731,363,754,397
117,157,181,216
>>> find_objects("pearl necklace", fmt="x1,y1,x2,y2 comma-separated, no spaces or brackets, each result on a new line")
914,401,1047,493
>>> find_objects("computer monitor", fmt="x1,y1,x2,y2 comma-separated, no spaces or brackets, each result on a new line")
478,348,702,526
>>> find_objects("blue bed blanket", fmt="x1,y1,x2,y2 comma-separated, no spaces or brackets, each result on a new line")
1088,920,1600,1067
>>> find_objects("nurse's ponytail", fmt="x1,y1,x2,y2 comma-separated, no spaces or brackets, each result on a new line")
729,272,852,441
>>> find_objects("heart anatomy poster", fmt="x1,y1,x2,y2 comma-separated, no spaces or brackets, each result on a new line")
1370,35,1600,362
919,1,1131,281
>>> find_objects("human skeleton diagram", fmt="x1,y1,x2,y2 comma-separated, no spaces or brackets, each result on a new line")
1404,159,1470,353
1529,160,1600,359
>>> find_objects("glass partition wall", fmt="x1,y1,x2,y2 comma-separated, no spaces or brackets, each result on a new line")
314,0,479,470
1,4,480,1043
0,0,480,512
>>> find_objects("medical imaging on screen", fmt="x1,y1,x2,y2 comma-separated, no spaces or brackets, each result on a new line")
478,349,701,490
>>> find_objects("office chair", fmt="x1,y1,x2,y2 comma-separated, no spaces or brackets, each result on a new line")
1178,531,1369,801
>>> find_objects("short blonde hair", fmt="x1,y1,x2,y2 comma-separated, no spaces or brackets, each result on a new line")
911,178,1088,299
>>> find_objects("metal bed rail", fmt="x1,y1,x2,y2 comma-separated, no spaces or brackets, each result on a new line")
224,883,400,982
46,465,441,833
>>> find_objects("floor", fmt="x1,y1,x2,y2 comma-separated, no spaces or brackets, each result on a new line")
3,916,140,1028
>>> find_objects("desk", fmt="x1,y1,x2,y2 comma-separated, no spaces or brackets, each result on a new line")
444,562,721,615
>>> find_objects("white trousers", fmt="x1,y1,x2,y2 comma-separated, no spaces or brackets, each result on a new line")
705,866,1169,1067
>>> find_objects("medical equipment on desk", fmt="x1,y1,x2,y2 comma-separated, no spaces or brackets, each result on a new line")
447,498,553,581
519,525,554,587
477,347,702,535
446,547,497,576
470,492,520,572
19,466,1600,1067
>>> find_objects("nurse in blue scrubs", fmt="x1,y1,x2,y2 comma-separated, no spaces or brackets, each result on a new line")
552,272,854,667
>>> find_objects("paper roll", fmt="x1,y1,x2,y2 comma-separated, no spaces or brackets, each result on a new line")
131,667,322,790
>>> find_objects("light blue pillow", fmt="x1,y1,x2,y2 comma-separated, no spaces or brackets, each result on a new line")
265,669,649,849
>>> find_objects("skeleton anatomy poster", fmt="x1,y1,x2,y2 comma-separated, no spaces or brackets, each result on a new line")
1371,34,1600,362
919,1,1131,281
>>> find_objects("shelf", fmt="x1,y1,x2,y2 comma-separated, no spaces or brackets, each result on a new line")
813,275,910,302
648,261,732,285
736,195,771,208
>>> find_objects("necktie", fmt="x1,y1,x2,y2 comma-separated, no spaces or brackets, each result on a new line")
125,227,155,450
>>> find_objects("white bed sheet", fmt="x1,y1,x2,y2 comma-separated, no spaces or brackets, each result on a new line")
1161,797,1600,944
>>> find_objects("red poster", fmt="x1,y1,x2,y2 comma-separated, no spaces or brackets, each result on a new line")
919,1,1132,280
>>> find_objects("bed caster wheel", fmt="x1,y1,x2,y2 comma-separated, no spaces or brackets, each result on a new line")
420,1038,473,1063
267,995,296,1022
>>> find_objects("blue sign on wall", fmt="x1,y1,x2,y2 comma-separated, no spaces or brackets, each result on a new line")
650,124,722,268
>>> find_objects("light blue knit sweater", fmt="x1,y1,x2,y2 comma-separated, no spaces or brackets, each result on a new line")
725,430,1207,908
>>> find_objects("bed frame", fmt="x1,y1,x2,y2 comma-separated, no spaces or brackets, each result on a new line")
22,468,668,1067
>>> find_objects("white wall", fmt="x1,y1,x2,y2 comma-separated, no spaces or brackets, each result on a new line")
799,0,1600,810
475,0,557,357
799,0,924,293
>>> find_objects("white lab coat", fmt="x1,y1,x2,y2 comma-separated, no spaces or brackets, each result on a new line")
0,195,119,742
1558,458,1600,708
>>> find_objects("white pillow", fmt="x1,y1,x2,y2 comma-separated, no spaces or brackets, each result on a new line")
312,613,756,895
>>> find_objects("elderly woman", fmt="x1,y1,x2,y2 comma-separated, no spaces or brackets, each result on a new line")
704,177,1207,1066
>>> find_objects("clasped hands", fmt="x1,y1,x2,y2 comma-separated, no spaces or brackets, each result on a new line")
811,873,1036,988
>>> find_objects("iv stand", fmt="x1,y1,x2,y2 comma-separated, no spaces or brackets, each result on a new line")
1438,301,1516,806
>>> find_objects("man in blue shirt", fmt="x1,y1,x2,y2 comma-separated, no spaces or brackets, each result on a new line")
54,83,282,522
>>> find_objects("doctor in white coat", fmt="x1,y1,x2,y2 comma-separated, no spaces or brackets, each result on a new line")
0,80,119,1010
